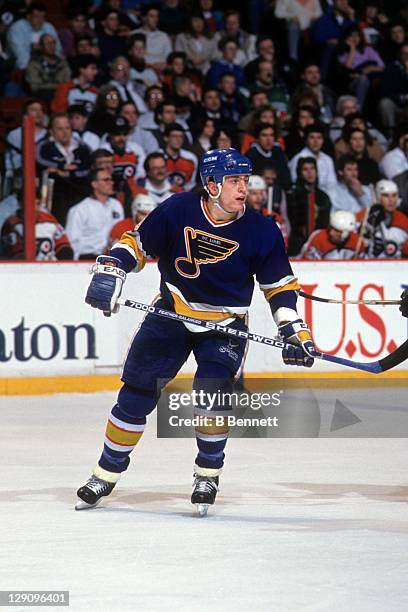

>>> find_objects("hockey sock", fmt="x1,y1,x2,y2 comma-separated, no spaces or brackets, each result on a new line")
194,415,229,471
98,403,146,473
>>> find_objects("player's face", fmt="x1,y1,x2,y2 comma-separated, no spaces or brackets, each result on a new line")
219,175,250,213
247,189,266,211
380,192,398,212
329,227,347,245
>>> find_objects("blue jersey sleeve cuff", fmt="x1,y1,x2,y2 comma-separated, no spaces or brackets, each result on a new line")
110,247,137,273
268,290,298,314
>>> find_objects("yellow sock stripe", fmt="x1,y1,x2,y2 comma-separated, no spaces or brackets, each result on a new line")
262,279,301,301
195,416,230,435
118,231,146,271
106,421,144,446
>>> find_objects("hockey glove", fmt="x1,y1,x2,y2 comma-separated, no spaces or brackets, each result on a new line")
367,203,386,228
400,289,408,318
278,319,316,368
85,256,126,317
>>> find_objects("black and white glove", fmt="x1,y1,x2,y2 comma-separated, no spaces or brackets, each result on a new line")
278,319,317,368
400,289,408,318
85,256,126,317
372,234,385,257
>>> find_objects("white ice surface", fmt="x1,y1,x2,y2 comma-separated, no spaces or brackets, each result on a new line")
1,391,408,612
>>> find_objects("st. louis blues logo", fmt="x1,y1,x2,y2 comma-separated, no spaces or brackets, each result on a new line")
175,227,239,278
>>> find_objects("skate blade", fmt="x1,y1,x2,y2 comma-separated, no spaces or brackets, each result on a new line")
196,503,210,517
75,497,102,511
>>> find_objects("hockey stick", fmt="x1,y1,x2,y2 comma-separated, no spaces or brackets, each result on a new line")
117,298,408,374
298,290,401,306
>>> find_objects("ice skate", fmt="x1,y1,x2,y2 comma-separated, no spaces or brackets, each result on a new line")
75,474,116,510
191,474,219,517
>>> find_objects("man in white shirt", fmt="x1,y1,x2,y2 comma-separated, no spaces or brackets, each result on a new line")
380,128,408,179
330,154,372,214
134,5,172,73
109,56,147,115
66,168,124,259
289,124,337,193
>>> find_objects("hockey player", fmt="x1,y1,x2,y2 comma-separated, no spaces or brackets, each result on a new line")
300,210,366,259
247,174,288,246
356,180,408,258
109,193,156,248
75,148,316,514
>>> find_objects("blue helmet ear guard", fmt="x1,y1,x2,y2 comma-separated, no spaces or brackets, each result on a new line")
199,148,253,191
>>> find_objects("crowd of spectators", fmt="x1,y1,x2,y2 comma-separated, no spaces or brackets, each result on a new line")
1,0,408,261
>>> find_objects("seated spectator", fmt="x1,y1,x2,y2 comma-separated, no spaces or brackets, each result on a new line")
259,164,289,226
291,62,335,123
5,99,48,175
91,148,114,173
285,105,319,159
36,112,92,225
311,0,355,81
218,72,247,124
138,84,165,129
87,84,121,137
162,123,198,191
329,94,359,143
172,74,201,122
275,0,322,62
287,157,332,256
289,124,337,193
127,33,159,98
378,21,406,64
158,0,189,37
25,33,71,102
190,116,216,157
188,87,223,134
175,11,216,75
51,54,98,114
198,0,224,34
119,101,158,155
378,44,408,139
161,51,203,101
244,35,276,84
206,36,246,89
6,1,62,70
148,99,192,149
241,105,285,154
2,200,73,260
133,151,183,205
245,59,290,117
357,1,389,47
357,179,408,258
334,112,387,161
213,10,256,67
340,128,381,185
330,154,372,213
109,193,156,248
380,125,408,179
245,122,291,191
103,116,146,214
96,9,127,65
66,167,124,260
134,5,172,73
109,55,147,114
394,139,408,211
68,104,100,151
336,25,384,110
68,34,100,74
58,9,95,58
211,126,239,151
300,209,365,259
238,88,271,135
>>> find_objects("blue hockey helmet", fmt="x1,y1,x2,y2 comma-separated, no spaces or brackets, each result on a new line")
199,148,253,190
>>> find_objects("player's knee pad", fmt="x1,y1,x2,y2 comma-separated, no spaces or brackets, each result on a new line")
117,383,158,419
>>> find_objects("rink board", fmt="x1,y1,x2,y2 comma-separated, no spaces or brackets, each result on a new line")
0,261,407,392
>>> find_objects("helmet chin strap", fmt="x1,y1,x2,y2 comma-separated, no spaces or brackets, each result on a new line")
205,179,234,215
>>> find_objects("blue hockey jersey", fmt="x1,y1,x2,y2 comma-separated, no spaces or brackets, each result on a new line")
111,192,300,321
